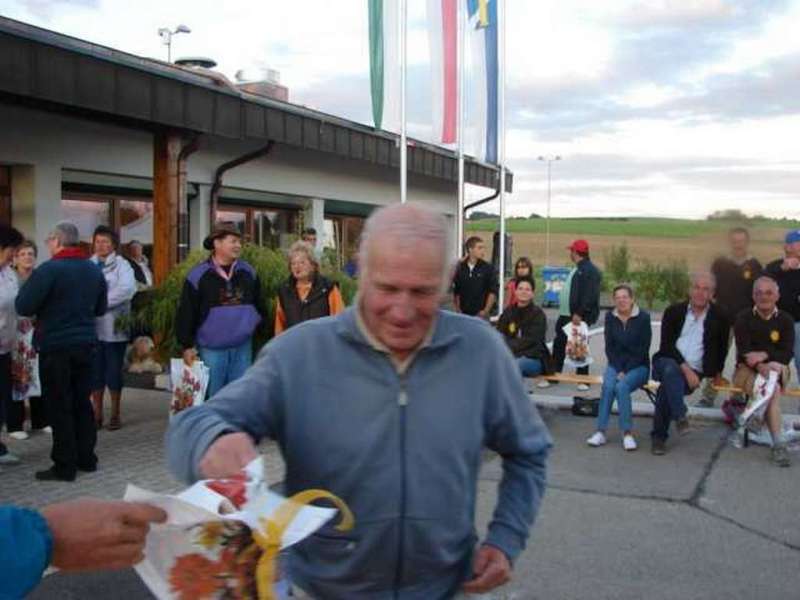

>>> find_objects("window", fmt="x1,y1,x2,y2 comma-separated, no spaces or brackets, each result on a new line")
61,193,152,257
217,204,298,250
324,215,365,269
61,198,111,247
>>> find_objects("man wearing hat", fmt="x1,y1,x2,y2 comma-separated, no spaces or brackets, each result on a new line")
766,229,800,379
546,239,602,390
176,223,262,397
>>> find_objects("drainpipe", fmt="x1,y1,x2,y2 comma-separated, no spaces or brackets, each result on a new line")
464,181,500,212
177,135,200,261
209,141,275,225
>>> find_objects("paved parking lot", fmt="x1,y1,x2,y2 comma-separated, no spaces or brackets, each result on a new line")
3,385,798,599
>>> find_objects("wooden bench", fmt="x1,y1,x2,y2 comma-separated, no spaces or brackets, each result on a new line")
534,373,660,402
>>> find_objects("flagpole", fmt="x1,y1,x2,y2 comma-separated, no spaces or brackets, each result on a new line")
497,0,506,312
399,0,408,203
456,0,465,259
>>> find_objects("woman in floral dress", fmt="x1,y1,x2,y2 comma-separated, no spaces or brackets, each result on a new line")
7,240,49,440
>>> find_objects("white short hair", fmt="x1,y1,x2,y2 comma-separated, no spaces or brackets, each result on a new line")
358,203,451,289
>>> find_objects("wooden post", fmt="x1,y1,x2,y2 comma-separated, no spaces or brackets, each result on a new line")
153,131,181,285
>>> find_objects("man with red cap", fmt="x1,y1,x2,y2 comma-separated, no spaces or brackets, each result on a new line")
544,239,602,390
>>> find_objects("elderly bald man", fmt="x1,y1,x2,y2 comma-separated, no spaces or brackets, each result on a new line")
167,203,552,599
732,276,795,467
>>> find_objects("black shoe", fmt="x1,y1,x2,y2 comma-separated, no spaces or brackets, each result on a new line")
651,438,667,456
78,463,98,473
35,468,76,482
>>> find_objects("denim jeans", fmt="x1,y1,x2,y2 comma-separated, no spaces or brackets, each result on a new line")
597,365,649,433
516,357,544,378
651,356,692,441
199,339,253,398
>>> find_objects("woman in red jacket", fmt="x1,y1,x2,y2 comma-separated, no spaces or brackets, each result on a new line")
505,257,534,307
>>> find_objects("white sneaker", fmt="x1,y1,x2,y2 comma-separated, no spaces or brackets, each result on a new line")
576,383,590,392
536,380,551,389
0,452,21,465
623,434,638,451
587,431,607,447
9,431,29,440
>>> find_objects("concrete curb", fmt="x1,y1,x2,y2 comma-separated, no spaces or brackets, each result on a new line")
530,393,800,423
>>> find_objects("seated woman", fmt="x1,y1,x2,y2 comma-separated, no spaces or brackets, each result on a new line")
497,276,551,378
504,256,534,308
274,241,345,335
587,284,651,451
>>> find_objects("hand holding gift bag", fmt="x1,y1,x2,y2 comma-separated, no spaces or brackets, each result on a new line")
562,320,593,369
125,458,354,600
169,358,210,417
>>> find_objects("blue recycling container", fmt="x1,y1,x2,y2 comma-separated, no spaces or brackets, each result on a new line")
541,266,571,307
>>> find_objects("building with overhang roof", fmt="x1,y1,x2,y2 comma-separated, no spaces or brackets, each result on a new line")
0,17,511,282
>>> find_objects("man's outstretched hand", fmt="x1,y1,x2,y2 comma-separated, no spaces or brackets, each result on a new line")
462,545,512,594
199,432,259,479
41,499,167,571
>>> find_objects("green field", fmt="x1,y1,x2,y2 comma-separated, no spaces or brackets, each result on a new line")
465,217,800,238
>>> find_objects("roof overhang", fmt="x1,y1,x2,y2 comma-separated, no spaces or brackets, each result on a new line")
0,17,512,192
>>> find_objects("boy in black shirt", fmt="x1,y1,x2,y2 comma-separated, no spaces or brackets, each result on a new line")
453,236,498,318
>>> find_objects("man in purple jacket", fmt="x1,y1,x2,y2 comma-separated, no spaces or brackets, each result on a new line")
176,222,262,397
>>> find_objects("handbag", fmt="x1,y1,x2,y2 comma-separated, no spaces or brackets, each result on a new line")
571,396,599,417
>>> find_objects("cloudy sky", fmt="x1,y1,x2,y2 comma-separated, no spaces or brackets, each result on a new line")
3,0,800,220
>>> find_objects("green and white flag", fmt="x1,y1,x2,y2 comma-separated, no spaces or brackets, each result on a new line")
368,0,400,132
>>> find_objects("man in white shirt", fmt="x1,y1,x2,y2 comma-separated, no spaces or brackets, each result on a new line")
651,273,729,455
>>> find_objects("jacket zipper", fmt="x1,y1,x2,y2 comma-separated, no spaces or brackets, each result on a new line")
393,374,408,598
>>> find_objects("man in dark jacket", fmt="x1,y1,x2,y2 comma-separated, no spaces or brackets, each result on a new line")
650,273,728,455
702,227,762,406
452,236,498,318
765,228,800,380
548,239,602,389
15,221,107,482
176,223,262,397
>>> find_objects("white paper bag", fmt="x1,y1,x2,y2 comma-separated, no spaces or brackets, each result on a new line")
125,458,345,600
740,370,778,432
169,358,210,418
562,321,593,368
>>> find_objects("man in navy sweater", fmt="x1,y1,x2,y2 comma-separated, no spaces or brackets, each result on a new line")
16,221,107,482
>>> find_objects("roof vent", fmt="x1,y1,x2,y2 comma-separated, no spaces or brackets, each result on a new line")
174,56,217,69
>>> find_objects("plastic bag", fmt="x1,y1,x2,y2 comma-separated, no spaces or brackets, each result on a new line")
562,321,593,368
125,458,353,600
170,358,210,418
11,317,40,401
739,371,778,433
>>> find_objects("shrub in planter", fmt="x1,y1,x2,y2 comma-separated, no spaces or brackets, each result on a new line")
603,243,631,291
660,258,690,305
125,245,357,360
632,260,663,309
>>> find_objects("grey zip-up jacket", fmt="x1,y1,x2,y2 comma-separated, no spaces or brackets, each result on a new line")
166,307,551,599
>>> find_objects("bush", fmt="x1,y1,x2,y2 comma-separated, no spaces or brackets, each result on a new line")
632,260,663,309
603,243,631,289
661,259,690,304
127,244,357,359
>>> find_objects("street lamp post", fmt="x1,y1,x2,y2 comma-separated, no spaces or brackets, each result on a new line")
538,155,561,267
158,24,191,63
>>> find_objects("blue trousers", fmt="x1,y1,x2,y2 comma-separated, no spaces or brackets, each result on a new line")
517,357,544,378
651,356,691,440
598,365,649,432
199,339,253,399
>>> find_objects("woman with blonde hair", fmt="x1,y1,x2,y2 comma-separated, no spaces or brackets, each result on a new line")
274,241,344,334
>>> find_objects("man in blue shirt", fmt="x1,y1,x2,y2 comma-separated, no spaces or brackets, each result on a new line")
0,499,166,598
168,203,551,599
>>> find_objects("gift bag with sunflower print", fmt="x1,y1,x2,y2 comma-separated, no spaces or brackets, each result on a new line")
124,458,354,600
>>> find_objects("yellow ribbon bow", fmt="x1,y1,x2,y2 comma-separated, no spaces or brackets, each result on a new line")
251,489,355,600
